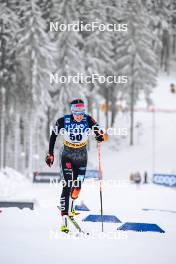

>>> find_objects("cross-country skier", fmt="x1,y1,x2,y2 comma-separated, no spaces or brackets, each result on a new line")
45,99,106,233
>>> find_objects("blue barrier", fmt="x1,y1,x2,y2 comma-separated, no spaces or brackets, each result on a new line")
83,214,121,223
85,170,99,179
142,208,176,214
117,222,165,233
153,173,176,187
75,203,90,211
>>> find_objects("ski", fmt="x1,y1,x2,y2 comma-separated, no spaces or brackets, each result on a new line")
57,205,89,235
66,215,89,235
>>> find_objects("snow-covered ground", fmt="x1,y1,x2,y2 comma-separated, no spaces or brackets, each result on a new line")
0,73,176,264
0,182,176,264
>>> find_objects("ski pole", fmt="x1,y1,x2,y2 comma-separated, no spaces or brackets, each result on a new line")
98,142,104,232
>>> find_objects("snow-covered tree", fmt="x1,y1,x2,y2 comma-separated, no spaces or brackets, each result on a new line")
0,0,172,173
115,0,158,145
49,0,87,118
79,0,116,126
0,0,20,168
142,0,175,73
15,0,56,172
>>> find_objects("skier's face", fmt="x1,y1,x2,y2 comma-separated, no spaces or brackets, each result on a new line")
73,114,84,122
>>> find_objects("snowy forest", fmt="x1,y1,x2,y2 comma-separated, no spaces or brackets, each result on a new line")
0,0,176,174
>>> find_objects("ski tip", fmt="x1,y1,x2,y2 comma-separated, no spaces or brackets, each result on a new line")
82,231,90,236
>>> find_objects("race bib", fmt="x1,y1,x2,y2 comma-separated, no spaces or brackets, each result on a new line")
64,115,89,144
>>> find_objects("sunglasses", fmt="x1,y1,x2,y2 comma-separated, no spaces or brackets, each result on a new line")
72,112,85,116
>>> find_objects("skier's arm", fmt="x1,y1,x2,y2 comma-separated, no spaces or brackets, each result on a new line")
46,117,64,167
49,117,64,154
48,132,57,155
87,115,107,142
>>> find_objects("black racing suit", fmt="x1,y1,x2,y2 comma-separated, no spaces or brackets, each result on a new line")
49,114,102,215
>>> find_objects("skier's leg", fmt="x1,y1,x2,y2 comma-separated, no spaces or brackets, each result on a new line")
71,148,88,202
68,196,75,216
60,147,87,219
60,150,73,217
66,165,80,216
60,215,69,233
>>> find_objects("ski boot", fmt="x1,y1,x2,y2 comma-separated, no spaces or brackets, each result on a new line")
72,208,76,217
60,215,69,233
60,225,69,233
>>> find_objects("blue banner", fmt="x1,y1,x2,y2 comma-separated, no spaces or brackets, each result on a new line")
153,174,176,187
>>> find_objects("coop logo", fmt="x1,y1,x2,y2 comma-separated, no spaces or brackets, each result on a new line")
153,174,176,187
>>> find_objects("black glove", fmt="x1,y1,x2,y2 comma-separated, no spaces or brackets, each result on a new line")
95,134,104,142
45,153,54,167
